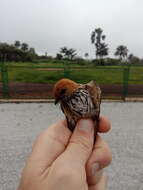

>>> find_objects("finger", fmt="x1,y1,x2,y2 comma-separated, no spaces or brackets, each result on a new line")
86,135,112,186
98,116,111,133
61,119,94,166
89,175,108,190
26,120,71,174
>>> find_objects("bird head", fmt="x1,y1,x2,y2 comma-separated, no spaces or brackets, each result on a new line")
53,78,79,104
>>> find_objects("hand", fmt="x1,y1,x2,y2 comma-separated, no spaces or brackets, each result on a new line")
18,116,112,190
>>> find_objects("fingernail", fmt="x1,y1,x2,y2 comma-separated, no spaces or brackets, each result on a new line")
92,163,100,175
77,119,93,133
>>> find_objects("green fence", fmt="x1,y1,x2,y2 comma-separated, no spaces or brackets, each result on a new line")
0,62,9,98
0,62,143,99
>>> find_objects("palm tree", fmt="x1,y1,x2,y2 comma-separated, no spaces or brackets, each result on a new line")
60,47,77,60
21,43,29,52
115,45,128,60
91,28,108,59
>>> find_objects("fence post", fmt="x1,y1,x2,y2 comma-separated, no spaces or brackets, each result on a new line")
1,58,9,98
122,66,130,100
64,61,70,78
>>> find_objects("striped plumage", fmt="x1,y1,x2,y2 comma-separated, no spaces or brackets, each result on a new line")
54,79,101,136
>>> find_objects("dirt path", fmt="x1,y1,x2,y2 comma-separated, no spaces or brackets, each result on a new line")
0,82,142,98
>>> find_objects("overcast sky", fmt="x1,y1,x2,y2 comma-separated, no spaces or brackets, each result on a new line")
0,0,143,58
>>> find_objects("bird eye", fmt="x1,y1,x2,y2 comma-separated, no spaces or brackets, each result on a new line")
60,88,66,95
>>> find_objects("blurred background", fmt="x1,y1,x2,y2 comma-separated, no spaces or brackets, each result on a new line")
0,0,143,100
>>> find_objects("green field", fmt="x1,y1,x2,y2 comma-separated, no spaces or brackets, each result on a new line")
1,62,143,85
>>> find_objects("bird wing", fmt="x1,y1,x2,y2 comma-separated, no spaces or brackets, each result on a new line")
84,80,101,141
61,102,77,131
84,80,101,119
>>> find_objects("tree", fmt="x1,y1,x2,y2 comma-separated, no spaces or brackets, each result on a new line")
21,43,29,52
128,53,140,64
14,41,21,49
60,47,77,60
0,41,37,62
128,53,133,61
28,48,37,60
29,48,36,55
84,53,89,59
114,45,128,60
56,53,63,60
45,52,48,57
91,28,108,59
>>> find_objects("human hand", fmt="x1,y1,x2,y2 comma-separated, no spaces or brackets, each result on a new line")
18,116,112,190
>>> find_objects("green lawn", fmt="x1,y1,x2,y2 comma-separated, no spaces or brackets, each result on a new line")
5,61,89,68
0,62,143,85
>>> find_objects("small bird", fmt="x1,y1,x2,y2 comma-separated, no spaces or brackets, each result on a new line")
53,78,101,139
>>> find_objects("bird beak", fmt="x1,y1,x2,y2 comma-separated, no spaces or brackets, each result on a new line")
55,98,60,105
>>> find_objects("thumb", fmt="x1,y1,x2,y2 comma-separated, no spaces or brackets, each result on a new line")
62,119,94,165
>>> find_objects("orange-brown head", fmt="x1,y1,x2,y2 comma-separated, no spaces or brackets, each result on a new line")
53,78,79,104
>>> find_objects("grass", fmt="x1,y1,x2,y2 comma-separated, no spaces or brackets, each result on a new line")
9,68,64,83
5,61,90,68
0,62,143,85
69,68,123,84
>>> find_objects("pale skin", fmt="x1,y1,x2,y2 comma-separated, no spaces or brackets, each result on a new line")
18,116,112,190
